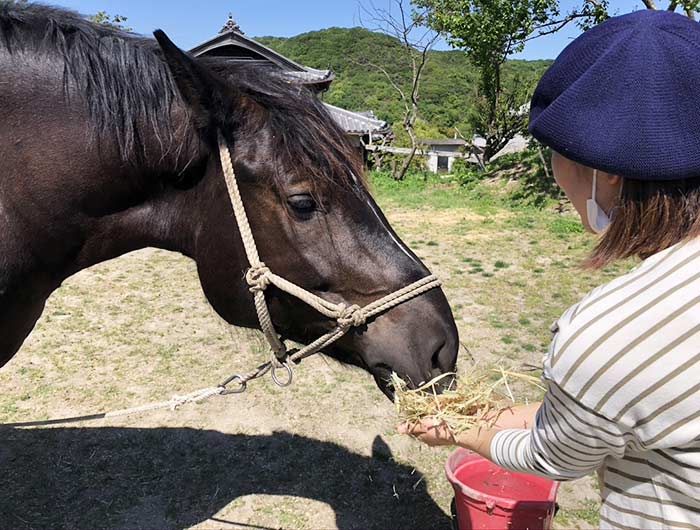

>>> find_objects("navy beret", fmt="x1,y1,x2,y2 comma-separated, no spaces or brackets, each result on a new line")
529,10,700,181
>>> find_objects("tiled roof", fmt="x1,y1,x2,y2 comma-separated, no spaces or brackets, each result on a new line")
191,18,391,138
419,139,468,146
324,103,391,136
283,70,335,84
190,30,333,84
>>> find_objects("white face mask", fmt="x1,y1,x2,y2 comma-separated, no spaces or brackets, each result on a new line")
586,170,612,234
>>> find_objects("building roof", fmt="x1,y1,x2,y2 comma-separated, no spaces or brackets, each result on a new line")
324,103,391,136
190,15,391,139
189,15,334,88
419,139,468,146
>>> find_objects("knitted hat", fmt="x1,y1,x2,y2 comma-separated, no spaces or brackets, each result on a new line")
529,9,700,180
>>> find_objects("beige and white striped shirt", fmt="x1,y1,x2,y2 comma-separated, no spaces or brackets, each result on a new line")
491,237,700,529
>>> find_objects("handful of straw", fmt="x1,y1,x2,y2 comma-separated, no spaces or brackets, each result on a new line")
392,367,543,434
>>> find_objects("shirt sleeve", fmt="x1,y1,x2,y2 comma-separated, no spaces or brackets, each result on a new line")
490,382,631,481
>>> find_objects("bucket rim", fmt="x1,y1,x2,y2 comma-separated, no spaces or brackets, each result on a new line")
444,448,559,511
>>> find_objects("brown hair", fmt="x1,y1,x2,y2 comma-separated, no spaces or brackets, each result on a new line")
587,176,700,269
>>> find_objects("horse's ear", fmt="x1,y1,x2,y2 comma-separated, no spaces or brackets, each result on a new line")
154,29,223,129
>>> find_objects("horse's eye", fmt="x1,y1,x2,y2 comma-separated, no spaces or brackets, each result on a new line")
287,194,317,216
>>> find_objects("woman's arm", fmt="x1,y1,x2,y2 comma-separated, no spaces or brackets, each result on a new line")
399,384,629,481
397,403,541,460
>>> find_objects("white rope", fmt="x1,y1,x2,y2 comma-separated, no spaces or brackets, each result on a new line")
101,387,225,418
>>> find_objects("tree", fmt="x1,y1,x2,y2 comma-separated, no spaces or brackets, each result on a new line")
415,0,700,166
357,0,439,180
641,0,700,19
88,11,131,31
414,0,608,163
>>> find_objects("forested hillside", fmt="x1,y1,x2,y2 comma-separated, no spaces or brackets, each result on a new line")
257,27,551,140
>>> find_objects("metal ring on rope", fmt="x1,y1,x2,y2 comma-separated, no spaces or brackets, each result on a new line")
271,362,294,387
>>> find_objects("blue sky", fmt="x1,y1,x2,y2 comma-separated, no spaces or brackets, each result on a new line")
53,0,651,60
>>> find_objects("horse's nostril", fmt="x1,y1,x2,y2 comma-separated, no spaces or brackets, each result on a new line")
429,339,458,393
431,341,446,372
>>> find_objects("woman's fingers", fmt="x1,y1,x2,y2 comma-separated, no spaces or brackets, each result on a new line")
397,418,457,446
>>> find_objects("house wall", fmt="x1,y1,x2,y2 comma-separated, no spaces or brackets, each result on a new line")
425,145,464,173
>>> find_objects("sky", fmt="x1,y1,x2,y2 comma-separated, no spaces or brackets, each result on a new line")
53,0,652,60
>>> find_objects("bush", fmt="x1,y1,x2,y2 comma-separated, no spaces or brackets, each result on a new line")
452,158,486,187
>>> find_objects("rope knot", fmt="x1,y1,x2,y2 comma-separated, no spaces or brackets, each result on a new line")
337,304,366,328
246,264,271,293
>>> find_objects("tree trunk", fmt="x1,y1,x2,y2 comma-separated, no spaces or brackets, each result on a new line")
394,100,420,180
395,146,418,181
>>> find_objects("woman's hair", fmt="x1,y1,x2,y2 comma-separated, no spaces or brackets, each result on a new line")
587,176,700,268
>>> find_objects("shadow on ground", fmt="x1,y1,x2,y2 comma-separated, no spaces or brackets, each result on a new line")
0,427,451,530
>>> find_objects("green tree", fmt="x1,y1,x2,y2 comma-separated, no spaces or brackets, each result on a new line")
641,0,700,19
414,0,608,163
357,0,439,180
88,11,131,31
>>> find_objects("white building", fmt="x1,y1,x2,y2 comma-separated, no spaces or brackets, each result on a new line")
420,139,469,173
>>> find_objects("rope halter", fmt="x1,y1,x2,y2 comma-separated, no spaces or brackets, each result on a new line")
246,263,272,293
217,131,442,391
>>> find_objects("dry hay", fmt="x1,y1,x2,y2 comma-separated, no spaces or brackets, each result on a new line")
392,367,544,434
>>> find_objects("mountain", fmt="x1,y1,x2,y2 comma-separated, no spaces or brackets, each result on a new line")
257,27,551,141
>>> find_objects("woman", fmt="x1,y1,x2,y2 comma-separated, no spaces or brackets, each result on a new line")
399,9,700,530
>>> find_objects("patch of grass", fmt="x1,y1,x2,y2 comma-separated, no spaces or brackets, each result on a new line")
501,335,515,345
494,260,510,269
549,216,585,236
557,499,601,527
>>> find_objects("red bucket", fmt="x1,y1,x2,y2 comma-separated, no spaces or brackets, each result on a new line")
445,449,559,530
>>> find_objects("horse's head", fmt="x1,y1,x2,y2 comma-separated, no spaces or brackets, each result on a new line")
155,32,458,398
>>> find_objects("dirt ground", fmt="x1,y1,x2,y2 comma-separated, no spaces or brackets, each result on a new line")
0,200,616,530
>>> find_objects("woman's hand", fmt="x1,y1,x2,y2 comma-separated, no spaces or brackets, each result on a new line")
397,418,456,447
397,418,494,457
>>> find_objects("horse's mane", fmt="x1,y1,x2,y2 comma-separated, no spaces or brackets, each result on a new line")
0,3,363,187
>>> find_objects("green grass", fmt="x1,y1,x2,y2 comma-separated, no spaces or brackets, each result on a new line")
368,171,505,213
558,499,601,527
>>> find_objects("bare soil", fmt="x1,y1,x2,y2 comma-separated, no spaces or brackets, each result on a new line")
0,202,617,530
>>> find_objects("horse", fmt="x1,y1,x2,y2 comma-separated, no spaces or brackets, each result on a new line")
0,3,458,399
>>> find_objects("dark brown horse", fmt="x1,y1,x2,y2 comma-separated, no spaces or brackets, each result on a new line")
0,4,458,398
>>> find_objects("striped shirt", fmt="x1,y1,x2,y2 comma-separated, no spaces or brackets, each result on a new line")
491,237,700,530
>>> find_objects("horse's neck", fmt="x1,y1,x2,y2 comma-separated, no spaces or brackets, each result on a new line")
0,52,210,364
68,172,204,275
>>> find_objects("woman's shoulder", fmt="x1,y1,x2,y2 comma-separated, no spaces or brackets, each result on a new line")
550,237,700,348
542,238,700,441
